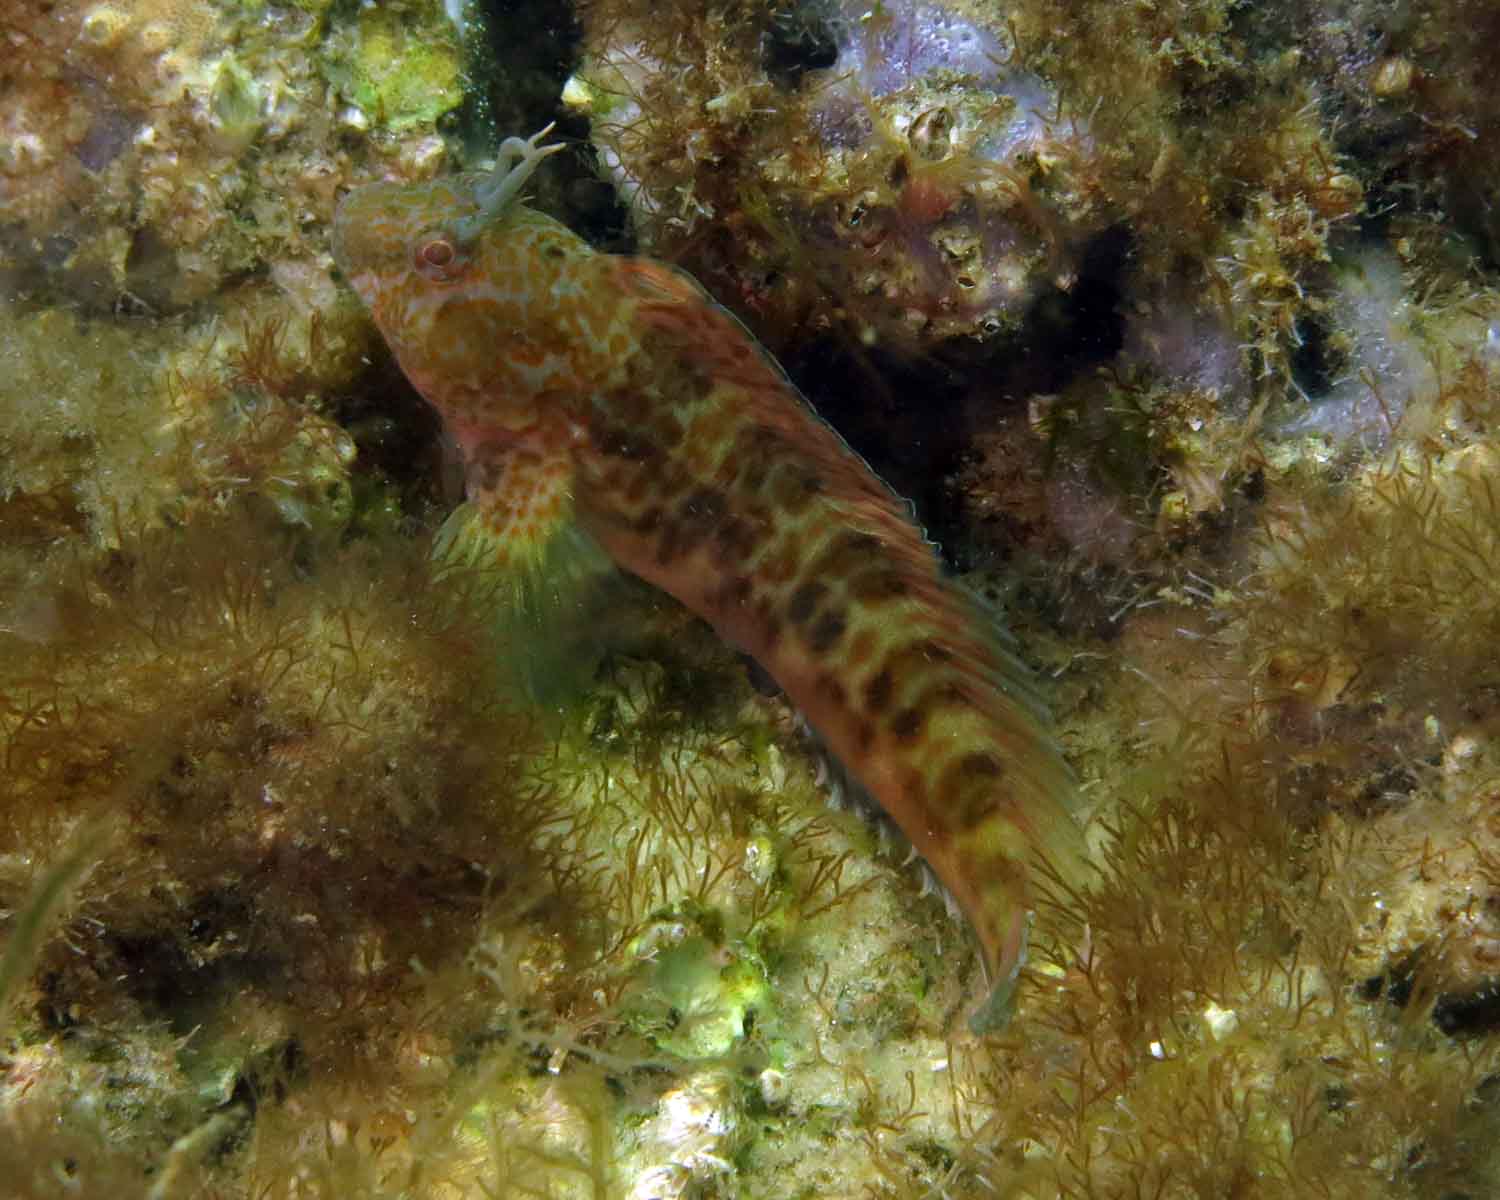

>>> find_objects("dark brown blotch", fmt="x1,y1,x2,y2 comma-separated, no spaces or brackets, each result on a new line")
786,580,827,625
737,458,771,495
712,516,761,566
599,384,654,427
864,668,894,714
681,487,727,527
913,679,972,716
770,464,823,514
651,412,685,450
656,465,692,504
920,639,954,664
958,750,1004,780
889,706,925,742
810,530,882,580
849,568,910,605
879,641,950,692
653,488,724,563
594,423,662,465
940,751,1008,828
735,423,786,465
806,608,847,654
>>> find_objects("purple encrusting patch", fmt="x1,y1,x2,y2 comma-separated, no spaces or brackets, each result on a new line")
815,0,1059,163
74,110,139,174
833,0,1010,93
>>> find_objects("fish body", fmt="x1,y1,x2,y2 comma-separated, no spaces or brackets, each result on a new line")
332,130,1084,1029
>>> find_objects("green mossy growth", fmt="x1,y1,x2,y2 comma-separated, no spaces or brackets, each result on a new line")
209,54,264,152
345,7,464,131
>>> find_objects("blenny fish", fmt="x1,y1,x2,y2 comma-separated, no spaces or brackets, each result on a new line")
332,127,1085,1030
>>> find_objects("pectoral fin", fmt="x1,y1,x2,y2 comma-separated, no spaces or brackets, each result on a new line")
433,437,619,710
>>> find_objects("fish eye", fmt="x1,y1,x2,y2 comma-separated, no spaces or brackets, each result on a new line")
413,232,464,281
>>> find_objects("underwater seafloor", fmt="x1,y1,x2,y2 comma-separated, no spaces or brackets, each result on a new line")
5,0,1500,1196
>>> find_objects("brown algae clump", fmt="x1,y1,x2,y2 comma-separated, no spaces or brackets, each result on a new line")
566,0,1108,354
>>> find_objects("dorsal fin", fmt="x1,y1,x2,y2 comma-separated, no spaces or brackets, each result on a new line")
608,256,935,570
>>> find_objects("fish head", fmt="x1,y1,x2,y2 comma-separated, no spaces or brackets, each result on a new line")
331,174,484,312
332,129,615,438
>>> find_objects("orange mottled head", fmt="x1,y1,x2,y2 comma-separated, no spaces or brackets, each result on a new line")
331,128,630,440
